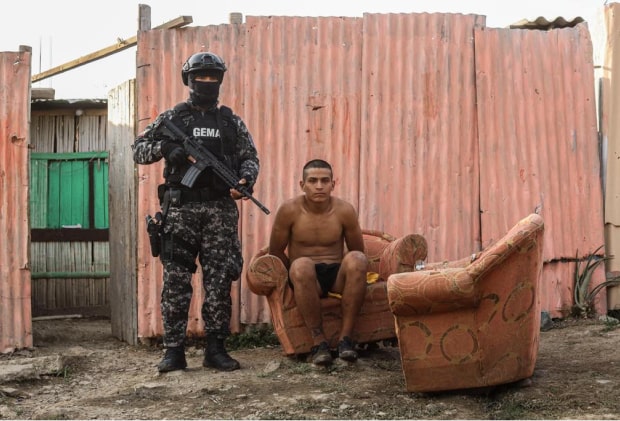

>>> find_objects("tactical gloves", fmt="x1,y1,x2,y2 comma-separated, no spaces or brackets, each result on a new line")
161,140,187,165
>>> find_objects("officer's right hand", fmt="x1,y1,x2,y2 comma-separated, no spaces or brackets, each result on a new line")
161,140,187,165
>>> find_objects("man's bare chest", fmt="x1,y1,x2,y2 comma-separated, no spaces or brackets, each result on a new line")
292,214,343,246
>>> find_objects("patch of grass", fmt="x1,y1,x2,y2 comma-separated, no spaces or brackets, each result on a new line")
226,324,280,350
486,400,529,420
54,365,71,379
287,362,314,375
35,411,71,420
483,394,557,419
601,313,620,332
371,358,402,371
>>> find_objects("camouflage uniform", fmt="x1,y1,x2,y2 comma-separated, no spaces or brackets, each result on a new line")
132,103,259,348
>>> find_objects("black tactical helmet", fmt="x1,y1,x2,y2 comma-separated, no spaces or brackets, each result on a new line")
181,52,227,86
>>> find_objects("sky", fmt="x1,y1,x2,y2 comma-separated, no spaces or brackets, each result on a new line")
0,0,607,99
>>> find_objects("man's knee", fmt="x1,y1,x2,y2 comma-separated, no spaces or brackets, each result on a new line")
289,257,315,286
342,251,368,272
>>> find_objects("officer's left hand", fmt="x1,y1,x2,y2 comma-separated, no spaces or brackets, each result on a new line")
230,178,250,201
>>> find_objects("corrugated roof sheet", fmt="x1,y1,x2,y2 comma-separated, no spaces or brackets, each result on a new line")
510,16,586,30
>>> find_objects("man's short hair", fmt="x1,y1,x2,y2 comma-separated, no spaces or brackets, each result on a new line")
302,159,333,180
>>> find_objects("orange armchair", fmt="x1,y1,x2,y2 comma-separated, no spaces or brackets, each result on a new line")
386,214,545,392
246,230,428,356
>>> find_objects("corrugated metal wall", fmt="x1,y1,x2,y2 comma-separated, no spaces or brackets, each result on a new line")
135,23,247,338
241,15,365,323
359,13,484,261
132,12,604,341
0,48,32,352
475,23,605,316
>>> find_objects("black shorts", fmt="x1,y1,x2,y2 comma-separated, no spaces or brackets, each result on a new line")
315,263,341,298
288,263,341,298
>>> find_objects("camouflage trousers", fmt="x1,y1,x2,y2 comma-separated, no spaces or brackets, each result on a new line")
159,197,242,347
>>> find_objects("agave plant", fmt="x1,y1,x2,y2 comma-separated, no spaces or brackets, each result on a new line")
573,245,620,318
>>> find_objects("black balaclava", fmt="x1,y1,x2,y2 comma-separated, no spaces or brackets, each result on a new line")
188,71,221,109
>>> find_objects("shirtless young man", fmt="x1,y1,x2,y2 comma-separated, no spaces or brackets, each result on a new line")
268,159,369,366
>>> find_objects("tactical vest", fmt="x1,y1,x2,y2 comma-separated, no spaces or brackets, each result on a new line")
164,102,238,194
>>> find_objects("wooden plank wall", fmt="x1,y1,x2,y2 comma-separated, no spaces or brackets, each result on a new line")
107,80,138,344
29,107,111,317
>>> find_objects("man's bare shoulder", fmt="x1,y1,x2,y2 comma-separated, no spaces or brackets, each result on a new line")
331,196,357,214
275,195,305,216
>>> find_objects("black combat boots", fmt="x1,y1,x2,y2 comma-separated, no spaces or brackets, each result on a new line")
157,346,187,373
203,334,240,371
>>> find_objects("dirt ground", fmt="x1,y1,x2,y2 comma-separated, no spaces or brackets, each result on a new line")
1,316,620,420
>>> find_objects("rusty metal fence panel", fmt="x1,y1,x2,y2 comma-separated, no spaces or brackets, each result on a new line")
135,23,247,339
359,12,485,262
132,13,606,336
475,24,604,315
0,48,32,353
241,15,365,323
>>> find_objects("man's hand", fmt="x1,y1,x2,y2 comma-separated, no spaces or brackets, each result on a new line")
230,178,250,200
161,140,187,165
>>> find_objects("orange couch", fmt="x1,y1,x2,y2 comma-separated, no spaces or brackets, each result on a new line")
246,230,428,356
386,214,545,392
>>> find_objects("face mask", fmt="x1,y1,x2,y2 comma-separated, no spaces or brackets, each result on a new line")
188,77,220,107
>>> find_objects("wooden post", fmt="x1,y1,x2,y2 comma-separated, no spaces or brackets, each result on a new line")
138,4,151,32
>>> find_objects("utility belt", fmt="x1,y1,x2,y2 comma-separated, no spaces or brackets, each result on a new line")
158,184,227,207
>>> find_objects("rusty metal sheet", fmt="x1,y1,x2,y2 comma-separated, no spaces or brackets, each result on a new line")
475,23,605,315
360,12,486,263
240,15,365,323
475,23,603,260
133,12,609,333
0,49,32,353
136,23,252,337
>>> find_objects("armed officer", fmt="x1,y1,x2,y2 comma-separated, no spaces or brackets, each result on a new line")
132,52,260,373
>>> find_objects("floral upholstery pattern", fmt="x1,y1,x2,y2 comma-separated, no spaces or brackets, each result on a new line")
246,230,428,355
386,214,545,392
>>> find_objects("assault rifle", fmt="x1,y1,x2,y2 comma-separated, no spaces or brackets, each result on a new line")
161,117,270,215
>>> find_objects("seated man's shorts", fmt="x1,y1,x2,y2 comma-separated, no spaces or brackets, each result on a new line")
315,263,341,298
288,263,341,298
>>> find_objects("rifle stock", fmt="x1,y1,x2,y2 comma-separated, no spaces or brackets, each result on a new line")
161,117,270,215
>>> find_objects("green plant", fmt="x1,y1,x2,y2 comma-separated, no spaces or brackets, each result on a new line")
601,316,620,332
225,324,280,350
573,245,620,318
54,365,71,379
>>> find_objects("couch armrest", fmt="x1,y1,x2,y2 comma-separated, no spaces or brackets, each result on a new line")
247,254,288,296
387,268,478,316
424,254,478,271
378,233,427,280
